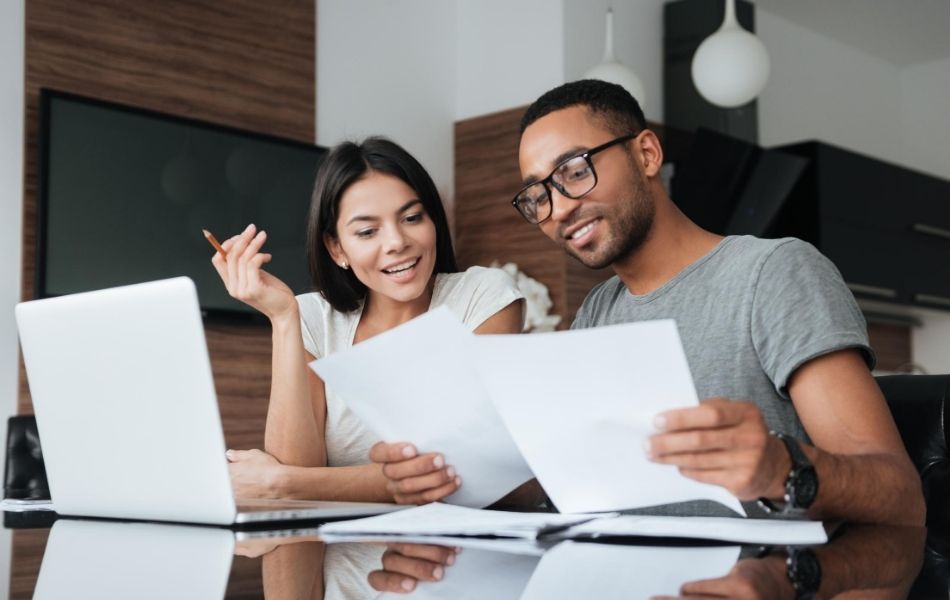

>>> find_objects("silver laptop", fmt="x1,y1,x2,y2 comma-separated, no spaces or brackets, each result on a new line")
15,276,404,526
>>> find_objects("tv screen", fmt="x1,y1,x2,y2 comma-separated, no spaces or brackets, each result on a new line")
38,90,325,318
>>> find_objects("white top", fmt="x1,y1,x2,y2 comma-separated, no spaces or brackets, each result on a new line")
296,266,524,467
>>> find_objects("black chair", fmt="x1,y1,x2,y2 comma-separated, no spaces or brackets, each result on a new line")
3,414,50,501
876,375,950,596
876,375,950,537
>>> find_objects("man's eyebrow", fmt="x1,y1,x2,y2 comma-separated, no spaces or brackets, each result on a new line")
521,146,588,186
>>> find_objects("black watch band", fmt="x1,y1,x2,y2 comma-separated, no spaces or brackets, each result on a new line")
758,433,818,515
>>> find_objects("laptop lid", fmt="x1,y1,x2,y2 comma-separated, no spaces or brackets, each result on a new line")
16,277,238,525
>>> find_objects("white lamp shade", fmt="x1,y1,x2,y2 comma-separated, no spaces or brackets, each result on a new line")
691,26,770,108
584,62,647,108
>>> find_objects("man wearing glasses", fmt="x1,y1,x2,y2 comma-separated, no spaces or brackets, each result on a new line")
507,79,922,524
372,80,922,527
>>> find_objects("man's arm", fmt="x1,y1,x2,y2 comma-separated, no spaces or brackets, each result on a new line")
648,349,925,526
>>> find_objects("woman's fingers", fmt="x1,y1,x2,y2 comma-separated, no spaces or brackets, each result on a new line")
386,467,457,496
393,477,461,505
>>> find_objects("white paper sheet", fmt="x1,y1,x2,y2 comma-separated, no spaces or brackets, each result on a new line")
520,541,741,600
318,503,603,540
473,319,745,515
559,514,827,545
310,308,534,508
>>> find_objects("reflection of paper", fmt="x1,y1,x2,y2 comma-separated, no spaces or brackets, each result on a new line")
520,541,740,600
321,533,547,557
310,308,533,508
474,320,745,515
560,514,827,545
377,545,541,600
318,503,602,539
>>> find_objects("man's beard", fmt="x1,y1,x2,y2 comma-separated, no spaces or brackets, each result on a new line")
566,169,656,270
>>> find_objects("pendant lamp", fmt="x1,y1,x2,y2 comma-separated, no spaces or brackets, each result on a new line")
584,8,647,108
691,0,770,108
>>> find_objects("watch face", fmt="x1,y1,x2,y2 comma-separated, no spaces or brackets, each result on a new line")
788,547,822,596
790,466,819,508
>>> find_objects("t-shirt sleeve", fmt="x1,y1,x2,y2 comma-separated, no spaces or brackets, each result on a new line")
296,294,325,359
750,239,875,399
451,267,525,331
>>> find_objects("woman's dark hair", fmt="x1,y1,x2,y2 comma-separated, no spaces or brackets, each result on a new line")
307,136,458,312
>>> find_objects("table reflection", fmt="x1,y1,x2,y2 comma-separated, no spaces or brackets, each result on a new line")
18,517,932,599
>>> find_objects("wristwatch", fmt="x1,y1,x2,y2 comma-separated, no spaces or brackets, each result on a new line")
758,433,819,515
786,545,822,600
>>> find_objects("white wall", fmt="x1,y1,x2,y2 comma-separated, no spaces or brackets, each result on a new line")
0,0,25,589
562,0,666,123
757,10,905,164
316,0,456,204
455,0,564,121
900,55,950,181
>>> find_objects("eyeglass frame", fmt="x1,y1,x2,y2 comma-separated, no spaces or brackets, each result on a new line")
511,131,642,225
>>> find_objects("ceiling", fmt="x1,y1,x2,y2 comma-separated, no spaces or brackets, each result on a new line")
753,0,950,66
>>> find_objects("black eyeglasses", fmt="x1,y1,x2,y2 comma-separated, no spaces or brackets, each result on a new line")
511,132,639,224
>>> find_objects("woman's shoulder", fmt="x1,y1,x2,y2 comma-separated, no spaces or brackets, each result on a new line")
435,265,520,297
433,266,524,329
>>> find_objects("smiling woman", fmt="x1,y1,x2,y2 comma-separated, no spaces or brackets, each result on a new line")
209,136,525,508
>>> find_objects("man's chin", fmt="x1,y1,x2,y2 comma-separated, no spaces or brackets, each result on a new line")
565,246,613,270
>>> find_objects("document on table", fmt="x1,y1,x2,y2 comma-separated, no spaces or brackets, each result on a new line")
557,514,828,545
520,541,741,600
473,319,746,515
319,503,825,546
310,308,534,508
318,502,603,540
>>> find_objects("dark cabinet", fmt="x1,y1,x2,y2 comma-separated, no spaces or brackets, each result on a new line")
774,142,950,310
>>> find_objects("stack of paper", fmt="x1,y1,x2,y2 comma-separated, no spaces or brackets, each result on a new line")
319,503,827,546
311,308,746,515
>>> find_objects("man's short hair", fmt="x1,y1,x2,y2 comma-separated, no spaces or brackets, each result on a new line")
519,79,647,137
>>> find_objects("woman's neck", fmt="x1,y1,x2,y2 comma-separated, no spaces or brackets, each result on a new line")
355,278,436,342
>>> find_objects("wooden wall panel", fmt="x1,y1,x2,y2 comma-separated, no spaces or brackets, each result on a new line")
15,1,314,593
19,0,314,446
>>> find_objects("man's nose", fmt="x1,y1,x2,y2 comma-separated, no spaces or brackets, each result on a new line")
548,187,582,224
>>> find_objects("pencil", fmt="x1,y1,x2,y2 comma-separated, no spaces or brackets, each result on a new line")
202,229,228,259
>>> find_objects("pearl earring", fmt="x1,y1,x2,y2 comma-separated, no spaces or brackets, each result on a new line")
340,261,349,269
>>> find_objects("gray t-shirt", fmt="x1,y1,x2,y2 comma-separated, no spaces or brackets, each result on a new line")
572,235,874,516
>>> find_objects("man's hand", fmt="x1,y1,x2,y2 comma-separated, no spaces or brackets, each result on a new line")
369,442,461,504
646,398,791,501
227,448,286,499
652,554,793,600
367,543,460,593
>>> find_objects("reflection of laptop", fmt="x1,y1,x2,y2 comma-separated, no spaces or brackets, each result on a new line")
16,277,403,526
34,519,234,599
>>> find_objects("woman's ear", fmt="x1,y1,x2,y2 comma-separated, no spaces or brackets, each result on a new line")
324,234,347,269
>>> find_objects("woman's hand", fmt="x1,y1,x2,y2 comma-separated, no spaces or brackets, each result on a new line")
227,448,287,499
369,442,461,504
368,543,460,593
210,223,297,323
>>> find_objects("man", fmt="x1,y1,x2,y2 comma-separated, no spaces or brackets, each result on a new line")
372,80,924,526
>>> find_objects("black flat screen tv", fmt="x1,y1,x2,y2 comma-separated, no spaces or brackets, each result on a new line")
38,90,325,318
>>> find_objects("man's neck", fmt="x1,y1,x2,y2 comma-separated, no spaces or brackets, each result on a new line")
612,203,724,296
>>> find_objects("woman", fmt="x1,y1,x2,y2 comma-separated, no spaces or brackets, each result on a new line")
211,137,524,504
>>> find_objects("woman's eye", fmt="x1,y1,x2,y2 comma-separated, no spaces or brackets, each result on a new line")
405,212,425,223
355,229,376,238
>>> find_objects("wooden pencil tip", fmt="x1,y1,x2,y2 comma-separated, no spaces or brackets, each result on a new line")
202,229,211,238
